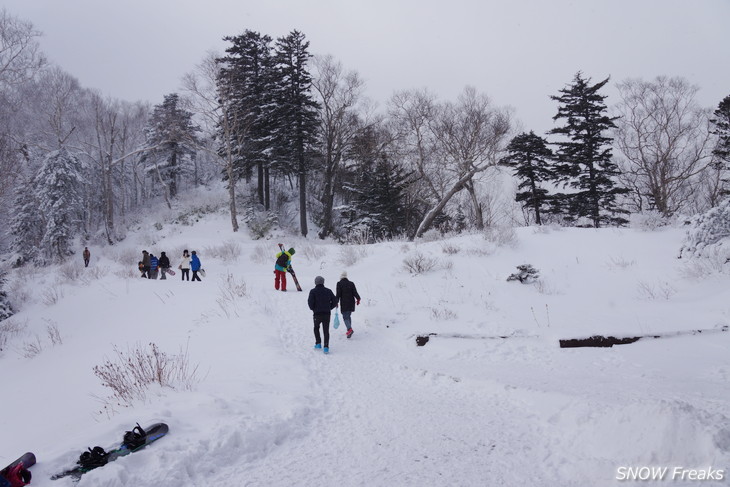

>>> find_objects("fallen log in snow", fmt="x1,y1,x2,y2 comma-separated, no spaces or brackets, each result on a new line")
415,332,535,347
558,325,728,348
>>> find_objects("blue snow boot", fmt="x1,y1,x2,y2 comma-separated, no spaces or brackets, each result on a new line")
323,347,329,354
314,344,322,349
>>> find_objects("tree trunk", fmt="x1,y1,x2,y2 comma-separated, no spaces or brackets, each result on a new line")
227,163,239,232
257,162,264,206
319,168,335,239
464,181,484,230
264,166,270,210
299,169,308,237
412,168,477,239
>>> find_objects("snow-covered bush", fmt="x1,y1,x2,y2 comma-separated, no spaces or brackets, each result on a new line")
420,229,441,243
249,244,271,265
680,199,730,259
93,342,200,408
0,319,24,353
507,264,540,283
244,206,278,240
484,226,518,248
338,246,368,267
441,243,461,255
403,252,439,275
630,211,670,231
300,243,326,261
204,240,241,261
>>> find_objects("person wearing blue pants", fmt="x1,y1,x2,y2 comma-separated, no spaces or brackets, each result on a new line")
336,271,361,338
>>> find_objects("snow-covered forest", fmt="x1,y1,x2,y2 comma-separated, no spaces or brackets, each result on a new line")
1,8,730,267
2,5,730,486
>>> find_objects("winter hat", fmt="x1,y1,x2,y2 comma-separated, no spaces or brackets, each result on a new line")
340,271,347,279
314,276,325,285
288,248,296,255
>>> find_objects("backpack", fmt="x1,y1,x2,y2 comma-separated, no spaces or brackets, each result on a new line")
275,252,289,268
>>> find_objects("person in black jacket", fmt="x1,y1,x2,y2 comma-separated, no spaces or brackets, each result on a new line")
308,275,337,354
158,252,170,280
336,271,361,338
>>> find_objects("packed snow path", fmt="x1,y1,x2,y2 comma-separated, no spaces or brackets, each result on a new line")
4,227,730,487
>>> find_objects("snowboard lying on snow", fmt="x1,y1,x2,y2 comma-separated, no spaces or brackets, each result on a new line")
51,422,169,481
1,452,35,487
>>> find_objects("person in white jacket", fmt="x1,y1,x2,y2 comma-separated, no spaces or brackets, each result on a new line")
179,249,190,281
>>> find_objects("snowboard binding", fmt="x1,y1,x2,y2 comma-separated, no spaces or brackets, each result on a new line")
122,423,147,450
77,446,109,469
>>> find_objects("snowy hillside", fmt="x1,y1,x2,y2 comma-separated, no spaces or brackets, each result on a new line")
1,194,730,486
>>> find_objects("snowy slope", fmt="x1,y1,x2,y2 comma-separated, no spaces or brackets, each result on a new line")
1,197,729,487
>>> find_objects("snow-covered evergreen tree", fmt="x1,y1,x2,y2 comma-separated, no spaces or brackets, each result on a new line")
501,131,554,225
272,30,320,237
141,93,199,200
680,198,730,259
711,95,730,197
548,72,629,227
0,276,13,321
9,174,44,265
35,147,85,264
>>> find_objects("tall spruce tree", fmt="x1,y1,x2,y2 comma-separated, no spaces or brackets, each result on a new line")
218,30,276,208
34,148,84,263
9,174,44,265
272,30,320,237
500,131,554,225
141,93,199,200
548,72,628,227
711,95,730,197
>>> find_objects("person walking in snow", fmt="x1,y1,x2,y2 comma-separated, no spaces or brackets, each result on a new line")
308,276,337,354
141,250,151,278
190,250,202,281
336,271,361,339
158,251,170,280
179,249,190,281
149,253,159,279
274,247,295,292
82,247,91,267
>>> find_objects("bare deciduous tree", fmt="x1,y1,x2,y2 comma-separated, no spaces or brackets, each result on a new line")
0,8,47,88
614,76,714,216
311,54,368,239
182,51,254,232
390,87,512,239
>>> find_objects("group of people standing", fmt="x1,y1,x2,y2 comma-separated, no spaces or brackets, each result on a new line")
274,246,362,354
139,249,202,281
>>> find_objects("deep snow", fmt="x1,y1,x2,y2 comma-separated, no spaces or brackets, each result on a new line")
1,195,730,487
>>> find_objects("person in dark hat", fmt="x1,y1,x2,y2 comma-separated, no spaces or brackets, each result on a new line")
308,275,336,354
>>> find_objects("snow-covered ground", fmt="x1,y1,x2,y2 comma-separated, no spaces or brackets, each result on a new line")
2,196,730,486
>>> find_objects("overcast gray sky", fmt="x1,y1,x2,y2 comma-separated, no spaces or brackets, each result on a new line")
3,0,729,133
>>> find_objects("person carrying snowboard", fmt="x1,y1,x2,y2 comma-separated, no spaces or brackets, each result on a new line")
308,276,337,354
179,249,190,281
158,251,170,280
82,247,91,267
190,251,202,281
274,247,295,292
336,271,361,338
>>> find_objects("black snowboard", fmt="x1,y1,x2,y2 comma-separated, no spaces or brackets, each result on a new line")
51,423,168,481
